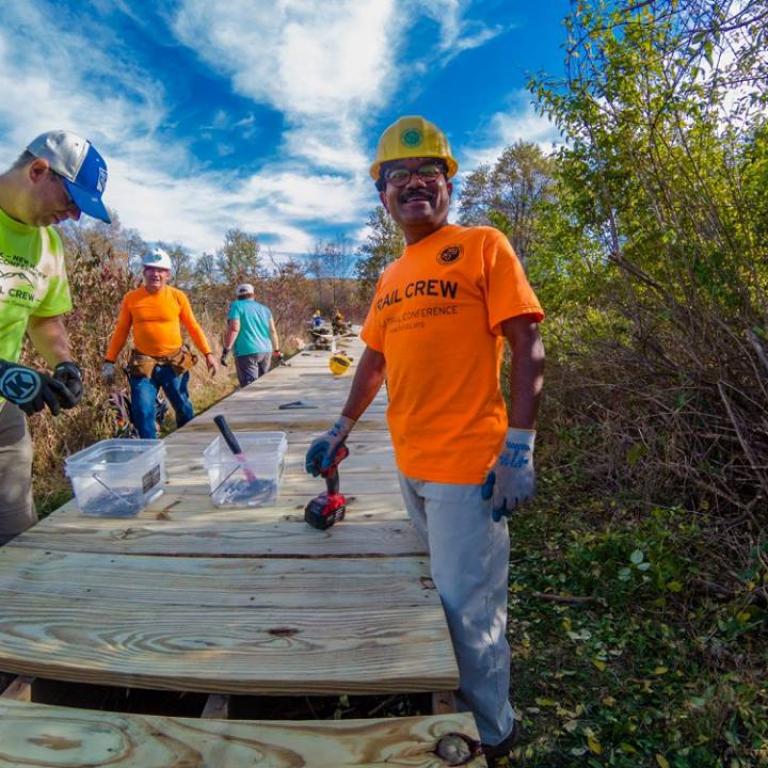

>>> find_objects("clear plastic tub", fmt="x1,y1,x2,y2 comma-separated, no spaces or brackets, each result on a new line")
203,431,288,507
64,439,166,517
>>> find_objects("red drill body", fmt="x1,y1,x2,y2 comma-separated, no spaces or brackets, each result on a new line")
305,444,349,529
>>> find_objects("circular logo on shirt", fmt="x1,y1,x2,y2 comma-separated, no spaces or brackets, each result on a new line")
437,245,463,265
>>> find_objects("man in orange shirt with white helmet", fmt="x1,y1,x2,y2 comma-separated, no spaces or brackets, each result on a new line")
305,116,545,765
102,247,217,438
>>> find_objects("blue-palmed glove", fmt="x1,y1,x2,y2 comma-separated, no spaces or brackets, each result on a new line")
53,361,83,408
481,428,536,522
0,359,75,416
305,415,355,476
220,348,230,367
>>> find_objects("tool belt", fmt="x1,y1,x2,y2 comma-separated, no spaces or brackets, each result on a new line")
128,345,198,378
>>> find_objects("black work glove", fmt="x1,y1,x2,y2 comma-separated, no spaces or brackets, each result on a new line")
220,348,230,366
53,361,83,408
0,360,76,416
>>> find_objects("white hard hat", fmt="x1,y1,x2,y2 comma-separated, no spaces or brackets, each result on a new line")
142,247,172,271
236,283,255,297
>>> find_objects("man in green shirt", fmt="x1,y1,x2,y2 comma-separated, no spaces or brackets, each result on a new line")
0,130,110,544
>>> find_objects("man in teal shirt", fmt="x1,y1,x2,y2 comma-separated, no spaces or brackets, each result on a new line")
0,130,110,544
220,283,280,387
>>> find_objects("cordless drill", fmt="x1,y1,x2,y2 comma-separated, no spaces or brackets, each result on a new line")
305,444,349,530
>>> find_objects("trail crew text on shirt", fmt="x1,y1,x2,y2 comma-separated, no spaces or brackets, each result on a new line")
375,279,458,311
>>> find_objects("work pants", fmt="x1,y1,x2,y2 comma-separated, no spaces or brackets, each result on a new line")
398,473,516,747
235,352,271,388
130,365,193,439
0,403,36,545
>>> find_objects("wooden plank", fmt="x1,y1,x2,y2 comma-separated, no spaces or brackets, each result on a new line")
201,693,229,719
32,490,409,524
0,596,457,694
0,675,33,701
433,690,457,714
0,549,435,608
10,519,426,558
0,699,484,767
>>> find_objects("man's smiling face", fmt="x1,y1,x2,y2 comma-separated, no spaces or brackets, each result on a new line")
379,157,452,243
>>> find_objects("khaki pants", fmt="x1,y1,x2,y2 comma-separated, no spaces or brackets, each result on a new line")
398,473,516,747
0,402,36,545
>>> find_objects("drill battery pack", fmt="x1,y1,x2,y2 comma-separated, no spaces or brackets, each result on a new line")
304,492,346,530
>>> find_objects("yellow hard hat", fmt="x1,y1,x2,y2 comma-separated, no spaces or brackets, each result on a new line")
329,351,353,376
370,115,458,182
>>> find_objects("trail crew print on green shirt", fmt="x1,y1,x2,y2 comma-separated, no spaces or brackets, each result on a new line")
361,224,543,485
0,207,72,365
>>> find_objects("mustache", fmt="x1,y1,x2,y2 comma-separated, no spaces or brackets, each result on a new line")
400,189,434,202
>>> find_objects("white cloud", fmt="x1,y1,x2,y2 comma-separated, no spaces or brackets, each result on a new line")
0,0,513,258
460,92,562,171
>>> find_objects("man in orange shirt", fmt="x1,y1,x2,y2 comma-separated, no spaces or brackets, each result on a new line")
102,248,217,438
305,116,545,766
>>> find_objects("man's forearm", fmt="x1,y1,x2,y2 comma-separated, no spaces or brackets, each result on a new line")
341,346,386,422
502,317,545,429
223,328,238,350
26,316,73,368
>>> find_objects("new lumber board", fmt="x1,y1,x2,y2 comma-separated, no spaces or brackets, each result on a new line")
33,490,410,524
0,549,435,608
10,518,426,557
0,595,457,694
0,699,484,767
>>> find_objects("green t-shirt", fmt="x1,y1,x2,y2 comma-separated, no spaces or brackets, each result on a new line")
0,206,72,363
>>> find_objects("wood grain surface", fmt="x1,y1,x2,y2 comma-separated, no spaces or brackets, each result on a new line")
0,700,485,767
0,336,459,703
0,595,456,694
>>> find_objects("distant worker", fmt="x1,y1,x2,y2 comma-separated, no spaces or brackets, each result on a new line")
331,308,347,335
102,248,217,438
305,116,545,766
311,309,323,328
0,130,110,544
220,283,280,387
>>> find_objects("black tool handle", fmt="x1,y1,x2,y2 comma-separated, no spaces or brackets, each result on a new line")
326,466,339,495
214,415,243,455
323,444,349,494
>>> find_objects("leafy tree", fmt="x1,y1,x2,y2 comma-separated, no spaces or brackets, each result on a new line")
458,141,557,264
530,0,768,528
354,206,404,303
216,228,262,285
191,252,217,286
306,237,357,310
158,242,194,287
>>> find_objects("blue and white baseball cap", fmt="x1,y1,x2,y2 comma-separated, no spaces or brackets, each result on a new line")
27,130,110,223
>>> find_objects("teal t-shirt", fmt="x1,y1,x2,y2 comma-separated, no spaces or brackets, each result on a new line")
0,207,72,363
227,299,273,356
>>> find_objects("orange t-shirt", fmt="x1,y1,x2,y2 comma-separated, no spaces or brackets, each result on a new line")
105,285,212,361
361,224,543,484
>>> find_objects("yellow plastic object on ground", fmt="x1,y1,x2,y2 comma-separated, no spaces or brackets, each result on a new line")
329,351,353,376
370,115,458,181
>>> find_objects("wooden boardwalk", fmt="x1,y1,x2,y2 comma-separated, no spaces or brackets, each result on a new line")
0,335,487,766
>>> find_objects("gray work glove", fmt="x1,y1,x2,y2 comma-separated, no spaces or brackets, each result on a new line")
53,361,83,408
481,428,536,521
0,359,75,416
220,348,230,366
101,362,116,385
305,415,355,476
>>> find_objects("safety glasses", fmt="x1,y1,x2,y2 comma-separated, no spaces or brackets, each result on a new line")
384,162,447,188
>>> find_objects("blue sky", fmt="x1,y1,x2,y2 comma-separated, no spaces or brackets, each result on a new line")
0,1,567,259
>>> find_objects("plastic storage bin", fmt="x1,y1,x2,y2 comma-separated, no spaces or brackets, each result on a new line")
203,431,288,507
64,439,166,517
